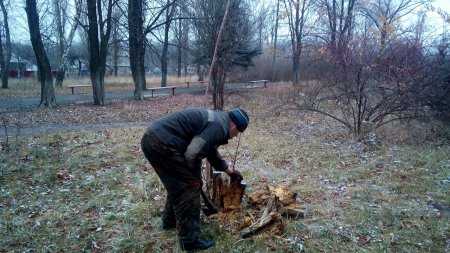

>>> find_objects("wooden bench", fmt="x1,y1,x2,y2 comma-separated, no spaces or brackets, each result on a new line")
186,80,208,88
144,86,177,98
67,84,91,94
247,80,269,88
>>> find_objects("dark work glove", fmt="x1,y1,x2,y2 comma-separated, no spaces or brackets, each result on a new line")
228,170,243,182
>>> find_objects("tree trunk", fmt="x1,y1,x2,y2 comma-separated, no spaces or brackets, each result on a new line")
0,0,11,89
160,28,168,87
91,67,105,105
55,70,65,87
258,17,263,50
112,19,119,77
380,24,387,49
0,31,6,89
87,0,113,106
113,40,119,76
55,1,65,90
87,0,103,105
206,0,231,98
25,0,56,107
52,0,80,87
177,18,182,78
292,50,300,85
53,0,64,87
271,0,280,82
177,48,182,78
160,0,172,87
197,64,204,81
78,59,82,76
128,0,146,100
182,17,189,78
286,0,306,86
212,64,226,110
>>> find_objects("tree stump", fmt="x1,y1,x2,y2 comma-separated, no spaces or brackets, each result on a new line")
212,171,246,211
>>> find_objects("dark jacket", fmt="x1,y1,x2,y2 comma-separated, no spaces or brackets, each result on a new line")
146,108,230,171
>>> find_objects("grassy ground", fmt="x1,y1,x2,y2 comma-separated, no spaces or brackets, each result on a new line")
0,75,198,98
0,88,449,252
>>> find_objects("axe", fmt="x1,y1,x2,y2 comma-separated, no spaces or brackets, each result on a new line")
201,189,219,216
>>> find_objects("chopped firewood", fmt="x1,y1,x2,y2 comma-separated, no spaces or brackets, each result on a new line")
205,177,304,238
249,185,298,207
268,218,285,236
240,216,253,229
268,185,297,206
240,211,282,238
248,185,271,206
240,196,283,238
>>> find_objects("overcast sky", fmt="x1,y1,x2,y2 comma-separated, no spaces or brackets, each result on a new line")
6,0,450,44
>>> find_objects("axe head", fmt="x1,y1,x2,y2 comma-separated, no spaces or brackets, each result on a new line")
202,206,218,216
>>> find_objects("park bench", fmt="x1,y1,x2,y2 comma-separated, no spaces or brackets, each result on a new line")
247,80,269,88
186,80,208,88
143,86,177,98
67,84,91,94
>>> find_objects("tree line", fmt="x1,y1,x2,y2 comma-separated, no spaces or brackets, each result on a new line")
0,0,449,127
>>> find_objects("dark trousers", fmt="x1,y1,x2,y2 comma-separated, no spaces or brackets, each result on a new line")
141,131,202,242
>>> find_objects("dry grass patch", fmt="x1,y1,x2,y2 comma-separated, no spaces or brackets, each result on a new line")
1,86,449,252
0,75,199,98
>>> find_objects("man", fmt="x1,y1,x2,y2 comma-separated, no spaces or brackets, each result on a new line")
141,107,249,251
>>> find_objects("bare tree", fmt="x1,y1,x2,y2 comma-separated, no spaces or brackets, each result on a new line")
254,3,270,50
321,0,357,58
0,27,4,87
361,0,426,48
206,0,231,109
289,23,430,138
86,0,115,105
128,0,146,99
111,7,123,77
26,0,56,107
416,16,450,122
284,0,311,85
0,0,11,89
128,0,178,99
52,0,82,87
193,0,259,110
271,0,280,81
174,2,189,78
160,0,177,87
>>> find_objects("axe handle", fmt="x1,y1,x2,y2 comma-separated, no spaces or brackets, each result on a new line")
201,189,218,214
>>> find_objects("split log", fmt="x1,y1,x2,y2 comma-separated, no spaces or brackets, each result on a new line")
240,196,283,238
249,185,298,207
248,185,271,206
269,185,297,205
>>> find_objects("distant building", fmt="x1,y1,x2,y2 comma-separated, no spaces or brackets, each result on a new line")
3,55,37,78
